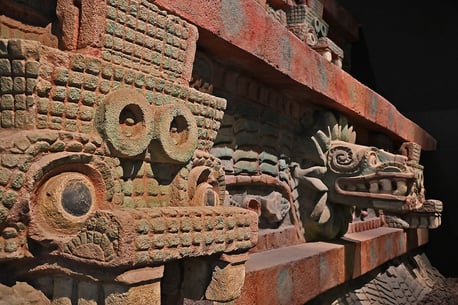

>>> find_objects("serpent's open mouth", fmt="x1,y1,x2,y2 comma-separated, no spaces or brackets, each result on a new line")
335,171,415,202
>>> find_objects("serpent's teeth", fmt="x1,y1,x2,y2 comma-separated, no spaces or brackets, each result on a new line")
346,184,357,191
379,179,392,193
369,182,379,193
357,183,366,191
393,181,408,195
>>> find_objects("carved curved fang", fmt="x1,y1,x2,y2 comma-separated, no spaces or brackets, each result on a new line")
369,182,379,193
379,179,392,193
318,205,331,224
393,181,408,196
310,192,328,221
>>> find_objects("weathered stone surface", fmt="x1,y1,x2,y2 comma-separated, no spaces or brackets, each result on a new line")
237,242,345,305
237,229,434,305
0,1,258,304
154,0,436,150
0,282,51,305
115,266,164,285
205,262,246,302
342,227,407,279
310,251,450,305
0,0,443,304
104,282,161,305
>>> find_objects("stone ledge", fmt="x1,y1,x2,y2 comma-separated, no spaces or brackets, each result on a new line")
341,227,407,280
235,227,428,305
153,0,436,150
237,242,345,305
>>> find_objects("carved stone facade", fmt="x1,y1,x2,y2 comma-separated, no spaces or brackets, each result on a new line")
0,1,258,304
0,0,443,304
260,0,344,67
193,53,442,245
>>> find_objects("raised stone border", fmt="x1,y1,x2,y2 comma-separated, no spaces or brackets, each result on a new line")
153,0,436,150
235,227,429,304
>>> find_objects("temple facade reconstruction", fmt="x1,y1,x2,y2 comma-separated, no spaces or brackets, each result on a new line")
0,0,446,304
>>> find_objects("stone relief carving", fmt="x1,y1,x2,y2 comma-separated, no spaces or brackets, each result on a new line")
256,0,345,66
0,1,258,304
293,111,442,240
0,0,443,304
206,61,442,242
191,51,443,245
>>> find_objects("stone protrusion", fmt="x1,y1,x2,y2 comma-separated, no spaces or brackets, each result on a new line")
97,88,154,158
61,207,257,267
205,260,246,302
150,103,198,164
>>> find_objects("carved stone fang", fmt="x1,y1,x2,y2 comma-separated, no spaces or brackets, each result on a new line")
369,182,379,193
393,181,408,196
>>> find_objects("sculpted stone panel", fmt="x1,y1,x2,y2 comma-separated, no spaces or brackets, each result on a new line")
0,0,442,304
199,55,442,244
0,1,258,304
292,112,442,240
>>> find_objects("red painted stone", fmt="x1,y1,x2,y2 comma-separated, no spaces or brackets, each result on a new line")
342,227,407,279
236,242,345,305
154,0,437,150
236,227,424,304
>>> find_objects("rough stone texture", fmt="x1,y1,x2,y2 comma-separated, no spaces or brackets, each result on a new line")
155,0,437,150
307,251,453,305
206,67,442,242
237,241,345,305
205,262,246,301
0,282,51,305
236,228,447,305
1,252,455,305
0,0,445,305
342,227,407,279
418,278,458,305
0,1,257,304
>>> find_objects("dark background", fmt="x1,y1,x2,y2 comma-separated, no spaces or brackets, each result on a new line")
337,1,458,276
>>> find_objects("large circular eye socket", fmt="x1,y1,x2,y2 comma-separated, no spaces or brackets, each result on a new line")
169,115,189,146
119,104,145,137
37,172,97,233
